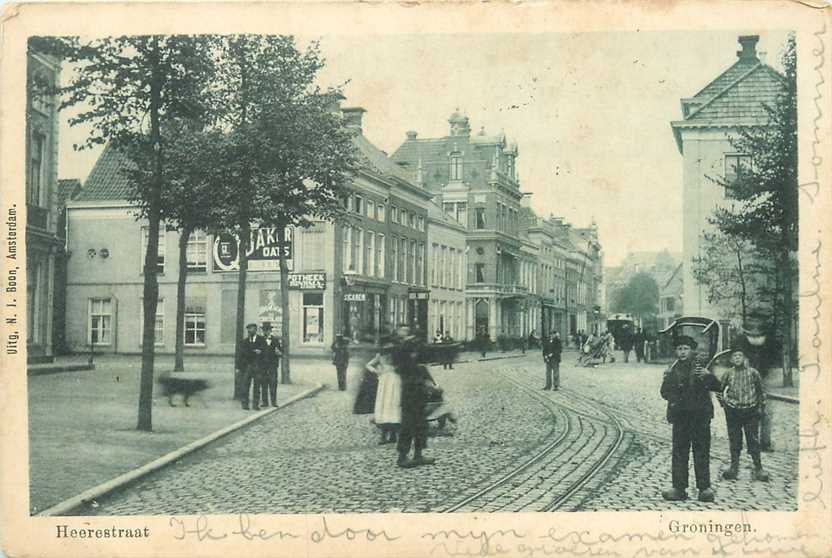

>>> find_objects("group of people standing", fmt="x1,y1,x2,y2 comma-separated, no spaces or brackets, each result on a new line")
660,336,770,503
236,322,284,410
344,328,455,469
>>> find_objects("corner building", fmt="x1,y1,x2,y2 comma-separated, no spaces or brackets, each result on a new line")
392,111,528,341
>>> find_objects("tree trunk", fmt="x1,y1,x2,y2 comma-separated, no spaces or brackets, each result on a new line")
735,242,748,324
781,254,794,387
277,224,291,384
233,220,250,399
138,38,164,432
174,227,192,372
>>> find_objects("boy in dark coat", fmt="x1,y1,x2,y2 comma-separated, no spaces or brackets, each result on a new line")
660,336,721,502
393,338,435,468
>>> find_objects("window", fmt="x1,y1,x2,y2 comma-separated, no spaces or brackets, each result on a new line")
441,246,448,287
409,240,417,284
377,204,385,223
28,133,45,206
417,215,425,232
356,228,364,275
475,263,485,283
377,234,385,277
391,205,398,223
140,299,165,347
368,232,376,277
342,226,353,272
302,293,324,343
186,230,207,272
400,208,406,225
450,249,456,288
391,236,399,281
184,299,206,346
366,200,375,219
724,154,751,183
666,298,675,312
417,242,424,286
450,156,463,181
141,226,166,274
444,203,455,217
399,237,406,282
456,202,467,226
475,207,487,229
354,196,363,215
88,298,113,345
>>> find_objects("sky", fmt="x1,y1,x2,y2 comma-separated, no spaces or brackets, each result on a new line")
57,30,790,266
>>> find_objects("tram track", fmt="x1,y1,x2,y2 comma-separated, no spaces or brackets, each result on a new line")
440,367,626,512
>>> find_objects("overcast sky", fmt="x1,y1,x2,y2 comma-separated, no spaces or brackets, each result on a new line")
58,30,789,266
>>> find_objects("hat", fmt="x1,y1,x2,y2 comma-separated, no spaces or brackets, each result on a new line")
262,322,273,331
246,323,258,329
673,335,698,349
729,345,746,355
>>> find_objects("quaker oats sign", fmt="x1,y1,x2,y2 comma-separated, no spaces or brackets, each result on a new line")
212,227,293,272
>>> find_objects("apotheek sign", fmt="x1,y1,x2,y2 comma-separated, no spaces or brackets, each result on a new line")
287,273,326,290
212,227,293,272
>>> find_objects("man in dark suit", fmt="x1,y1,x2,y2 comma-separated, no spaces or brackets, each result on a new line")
331,334,350,391
260,323,283,408
237,323,266,410
542,331,562,390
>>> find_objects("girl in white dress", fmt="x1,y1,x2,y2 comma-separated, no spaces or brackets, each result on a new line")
369,349,401,444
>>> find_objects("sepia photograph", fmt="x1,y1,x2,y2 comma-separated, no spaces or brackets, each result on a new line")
2,2,830,557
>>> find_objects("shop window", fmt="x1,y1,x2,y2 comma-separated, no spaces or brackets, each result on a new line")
475,263,485,283
88,298,113,346
303,293,324,343
141,225,166,274
184,299,206,346
475,207,486,230
140,299,165,347
186,230,207,272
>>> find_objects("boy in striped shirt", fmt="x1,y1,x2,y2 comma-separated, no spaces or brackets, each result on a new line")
720,347,770,482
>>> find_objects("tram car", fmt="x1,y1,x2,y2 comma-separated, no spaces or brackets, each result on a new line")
606,313,635,350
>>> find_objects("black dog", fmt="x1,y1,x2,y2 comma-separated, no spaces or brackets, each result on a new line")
157,375,210,407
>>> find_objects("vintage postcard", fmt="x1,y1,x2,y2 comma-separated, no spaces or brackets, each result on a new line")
1,1,830,557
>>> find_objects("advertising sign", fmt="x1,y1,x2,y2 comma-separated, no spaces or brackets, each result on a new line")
343,293,367,302
287,273,326,290
212,227,293,272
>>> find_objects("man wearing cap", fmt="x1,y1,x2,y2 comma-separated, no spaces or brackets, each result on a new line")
237,323,266,410
660,335,721,502
260,323,283,408
331,334,350,391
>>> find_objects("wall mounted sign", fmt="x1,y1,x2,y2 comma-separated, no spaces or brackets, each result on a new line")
287,273,326,290
344,293,367,302
212,227,293,272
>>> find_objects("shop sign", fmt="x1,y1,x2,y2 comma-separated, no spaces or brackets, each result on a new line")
287,273,326,290
344,293,367,302
408,292,429,300
212,227,293,272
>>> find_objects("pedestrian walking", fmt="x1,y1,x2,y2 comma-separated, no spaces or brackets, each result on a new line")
237,323,266,411
477,325,488,358
634,328,646,363
660,336,721,502
369,344,401,444
394,337,435,468
260,323,282,408
331,334,350,391
441,331,455,369
542,331,562,390
619,328,634,363
718,347,770,482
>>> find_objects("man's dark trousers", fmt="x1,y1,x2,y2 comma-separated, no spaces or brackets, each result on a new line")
725,406,762,465
671,418,712,490
242,365,265,409
336,364,347,391
262,365,278,406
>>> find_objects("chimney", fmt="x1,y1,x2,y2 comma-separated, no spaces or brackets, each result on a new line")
342,107,366,132
737,35,759,62
406,130,418,140
326,92,345,115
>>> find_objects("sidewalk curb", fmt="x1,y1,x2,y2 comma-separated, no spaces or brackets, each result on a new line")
28,363,95,376
37,382,325,517
766,392,799,404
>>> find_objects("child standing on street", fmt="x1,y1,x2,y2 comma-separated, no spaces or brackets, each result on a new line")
660,336,721,502
719,347,770,482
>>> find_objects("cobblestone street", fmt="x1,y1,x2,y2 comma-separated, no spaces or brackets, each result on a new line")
80,354,798,515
